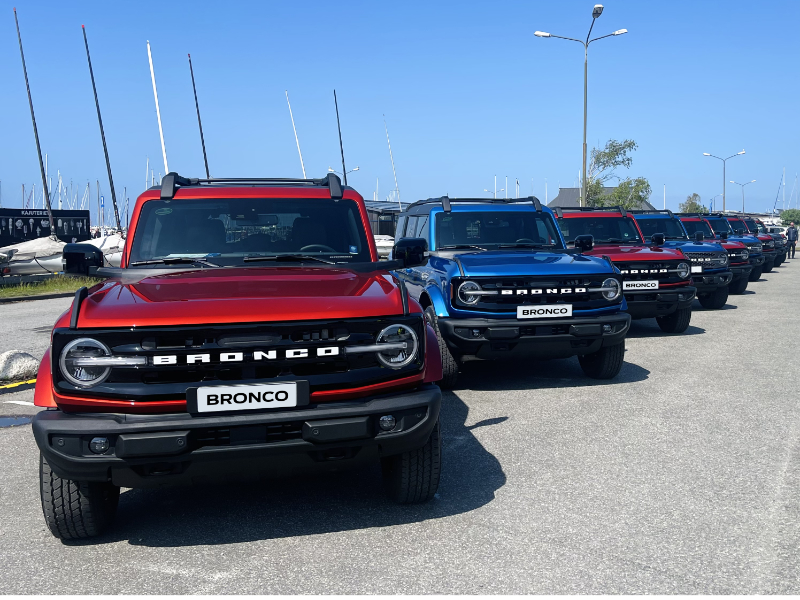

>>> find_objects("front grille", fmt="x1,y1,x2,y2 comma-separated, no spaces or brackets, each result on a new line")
727,250,749,263
190,422,303,449
684,251,728,268
614,261,688,286
451,275,620,313
745,242,763,254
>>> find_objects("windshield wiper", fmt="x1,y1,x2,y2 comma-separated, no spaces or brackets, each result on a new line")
437,244,487,251
130,257,220,268
243,254,335,265
497,243,555,249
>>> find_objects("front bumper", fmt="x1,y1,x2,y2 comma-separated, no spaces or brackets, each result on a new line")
437,312,630,360
33,384,441,487
763,252,776,267
749,255,766,268
623,286,696,320
728,263,754,281
691,270,733,293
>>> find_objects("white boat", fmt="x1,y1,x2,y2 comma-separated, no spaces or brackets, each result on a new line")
0,232,124,276
374,235,394,259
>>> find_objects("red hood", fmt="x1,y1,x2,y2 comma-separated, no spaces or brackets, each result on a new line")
73,266,408,328
584,243,685,261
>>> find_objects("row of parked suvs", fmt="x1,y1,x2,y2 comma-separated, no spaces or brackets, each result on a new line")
34,174,788,540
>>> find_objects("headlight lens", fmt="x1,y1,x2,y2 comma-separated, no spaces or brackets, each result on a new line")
719,253,728,266
741,250,749,260
677,262,690,278
59,338,112,388
601,278,621,301
375,324,419,369
458,280,481,305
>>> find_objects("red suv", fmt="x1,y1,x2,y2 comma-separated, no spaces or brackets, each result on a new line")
32,173,443,539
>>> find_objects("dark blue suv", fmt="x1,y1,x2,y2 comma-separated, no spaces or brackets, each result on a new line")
392,197,631,388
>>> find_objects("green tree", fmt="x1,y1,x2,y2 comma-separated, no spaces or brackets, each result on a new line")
781,208,800,225
679,193,708,214
584,139,652,209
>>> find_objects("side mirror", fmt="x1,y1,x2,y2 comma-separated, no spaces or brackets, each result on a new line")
574,234,594,252
719,231,728,240
392,237,429,268
63,243,104,276
651,233,665,246
694,231,705,242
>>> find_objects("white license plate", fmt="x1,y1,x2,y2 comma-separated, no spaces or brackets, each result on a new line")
195,383,297,413
517,304,573,319
623,280,659,291
691,265,703,273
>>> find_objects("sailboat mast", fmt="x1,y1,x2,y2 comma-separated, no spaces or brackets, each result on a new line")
188,54,210,178
147,41,169,174
383,116,400,211
285,91,306,178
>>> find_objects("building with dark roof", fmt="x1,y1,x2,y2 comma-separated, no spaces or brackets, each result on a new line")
547,187,657,210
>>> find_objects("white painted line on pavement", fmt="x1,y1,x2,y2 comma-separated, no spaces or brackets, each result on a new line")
3,400,35,406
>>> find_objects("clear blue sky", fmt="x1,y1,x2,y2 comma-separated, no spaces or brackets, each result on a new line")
2,0,799,225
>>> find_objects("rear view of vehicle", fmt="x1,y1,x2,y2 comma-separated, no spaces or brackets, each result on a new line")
556,207,696,334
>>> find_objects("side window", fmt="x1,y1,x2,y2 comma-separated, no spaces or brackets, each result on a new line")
404,216,419,240
414,215,429,239
395,216,407,238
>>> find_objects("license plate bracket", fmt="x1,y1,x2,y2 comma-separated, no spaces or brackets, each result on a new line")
186,380,310,415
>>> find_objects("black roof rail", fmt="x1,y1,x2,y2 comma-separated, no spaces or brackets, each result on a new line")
627,208,676,217
405,196,543,212
554,205,627,217
158,172,344,200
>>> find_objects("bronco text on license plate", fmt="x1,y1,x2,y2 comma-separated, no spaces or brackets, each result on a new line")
517,304,573,319
194,383,298,413
622,280,659,290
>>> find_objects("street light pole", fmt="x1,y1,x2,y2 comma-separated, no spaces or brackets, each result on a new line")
703,150,745,212
730,179,755,213
535,6,627,207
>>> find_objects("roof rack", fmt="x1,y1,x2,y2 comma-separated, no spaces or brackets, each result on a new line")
552,205,626,218
627,209,675,217
158,172,344,200
406,196,543,213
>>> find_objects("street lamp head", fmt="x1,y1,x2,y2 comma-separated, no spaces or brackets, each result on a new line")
592,4,604,18
750,179,756,183
738,150,745,155
612,29,627,35
328,167,335,172
534,31,551,37
352,166,360,172
703,153,711,156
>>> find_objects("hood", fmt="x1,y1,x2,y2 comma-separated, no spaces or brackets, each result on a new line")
453,250,614,277
588,243,685,261
663,240,726,253
76,266,406,328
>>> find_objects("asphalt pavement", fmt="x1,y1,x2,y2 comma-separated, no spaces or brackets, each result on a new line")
0,264,798,593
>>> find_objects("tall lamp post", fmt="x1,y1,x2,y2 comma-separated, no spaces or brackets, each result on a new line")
730,179,755,214
710,192,723,212
703,150,745,213
535,5,627,207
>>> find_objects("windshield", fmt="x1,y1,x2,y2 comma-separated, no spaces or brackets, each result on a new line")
434,210,563,249
705,217,733,235
634,217,688,240
727,219,748,235
680,219,714,238
128,197,372,267
558,216,642,244
743,219,760,233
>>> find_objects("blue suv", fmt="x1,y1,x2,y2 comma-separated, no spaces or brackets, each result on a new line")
392,197,631,388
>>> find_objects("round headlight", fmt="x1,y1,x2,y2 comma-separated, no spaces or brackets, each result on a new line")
59,338,111,388
677,262,690,278
601,278,621,301
719,253,728,265
458,281,481,305
741,250,749,260
375,324,419,369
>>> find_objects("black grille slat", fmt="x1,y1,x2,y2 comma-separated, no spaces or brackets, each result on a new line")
616,261,686,286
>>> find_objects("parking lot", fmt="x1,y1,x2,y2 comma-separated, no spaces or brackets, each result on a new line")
0,266,798,594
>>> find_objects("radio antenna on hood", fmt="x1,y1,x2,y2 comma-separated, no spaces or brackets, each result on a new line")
83,25,121,234
13,8,56,239
333,90,348,185
188,54,210,179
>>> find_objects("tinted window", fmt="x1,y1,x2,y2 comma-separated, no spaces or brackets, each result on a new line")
412,215,429,239
727,219,748,234
435,211,562,249
129,197,371,266
634,217,688,240
680,219,714,237
558,216,642,244
404,216,419,239
705,217,733,234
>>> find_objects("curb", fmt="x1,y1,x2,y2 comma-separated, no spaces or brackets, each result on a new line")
0,291,76,304
0,379,37,395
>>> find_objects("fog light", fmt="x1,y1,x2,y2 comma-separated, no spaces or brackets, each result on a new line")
678,293,686,301
471,329,481,338
89,437,109,454
602,324,613,333
378,415,396,431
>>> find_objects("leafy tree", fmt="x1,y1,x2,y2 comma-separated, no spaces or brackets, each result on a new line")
584,139,652,209
781,208,800,225
679,193,708,214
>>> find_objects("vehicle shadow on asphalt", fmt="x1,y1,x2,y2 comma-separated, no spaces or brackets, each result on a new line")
691,300,738,312
625,320,706,339
73,393,507,548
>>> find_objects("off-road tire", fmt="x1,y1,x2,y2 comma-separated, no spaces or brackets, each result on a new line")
578,340,625,380
748,266,763,282
763,260,773,273
424,306,459,389
729,277,749,295
656,306,692,333
382,419,441,504
774,254,784,267
698,285,729,310
40,454,119,540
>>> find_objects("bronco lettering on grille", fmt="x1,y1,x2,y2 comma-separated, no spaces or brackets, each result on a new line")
153,346,340,365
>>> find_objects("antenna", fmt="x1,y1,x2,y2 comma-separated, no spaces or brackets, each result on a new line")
83,25,121,234
13,8,56,238
333,90,348,185
384,115,400,211
188,54,210,178
144,156,149,190
147,41,169,174
285,91,306,178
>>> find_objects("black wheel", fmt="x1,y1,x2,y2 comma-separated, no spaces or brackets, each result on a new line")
40,454,119,540
656,306,692,333
424,306,459,389
748,266,763,282
729,277,749,295
578,340,625,380
763,261,773,273
382,419,441,504
774,254,784,267
698,285,729,309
